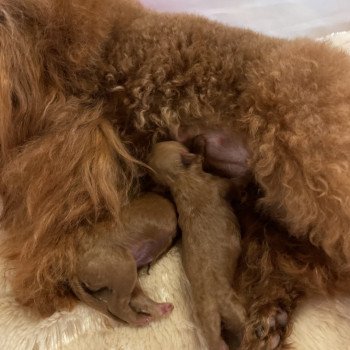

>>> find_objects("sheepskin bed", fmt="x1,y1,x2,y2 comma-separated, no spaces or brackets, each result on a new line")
1,32,350,350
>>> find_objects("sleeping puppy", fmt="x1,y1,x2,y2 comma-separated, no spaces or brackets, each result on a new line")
71,192,177,326
148,141,245,350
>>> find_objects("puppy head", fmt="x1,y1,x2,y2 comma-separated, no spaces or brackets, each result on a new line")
147,141,202,186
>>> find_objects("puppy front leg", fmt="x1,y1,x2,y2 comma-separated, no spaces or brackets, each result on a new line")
107,272,153,326
129,281,174,319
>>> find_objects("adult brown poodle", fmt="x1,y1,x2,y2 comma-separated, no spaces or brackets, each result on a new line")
0,0,350,347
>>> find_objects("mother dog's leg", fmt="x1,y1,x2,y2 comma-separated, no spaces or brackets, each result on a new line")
0,100,139,316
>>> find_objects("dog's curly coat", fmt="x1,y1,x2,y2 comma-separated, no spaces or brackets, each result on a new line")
231,184,350,349
0,0,350,338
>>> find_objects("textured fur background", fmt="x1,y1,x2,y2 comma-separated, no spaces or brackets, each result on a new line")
0,32,350,350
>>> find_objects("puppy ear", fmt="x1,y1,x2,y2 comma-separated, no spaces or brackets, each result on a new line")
191,134,206,155
180,152,201,167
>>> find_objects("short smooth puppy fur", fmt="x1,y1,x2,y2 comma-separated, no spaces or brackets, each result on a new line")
148,141,245,350
71,192,177,325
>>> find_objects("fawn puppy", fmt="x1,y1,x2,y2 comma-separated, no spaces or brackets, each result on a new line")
148,141,245,350
71,192,177,325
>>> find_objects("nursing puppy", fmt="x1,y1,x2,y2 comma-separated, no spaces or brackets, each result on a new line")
71,193,176,325
148,141,245,350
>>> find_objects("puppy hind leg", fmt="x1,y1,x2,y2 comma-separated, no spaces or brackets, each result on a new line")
219,287,246,338
195,301,227,350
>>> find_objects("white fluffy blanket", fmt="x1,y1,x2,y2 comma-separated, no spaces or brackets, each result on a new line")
1,32,350,350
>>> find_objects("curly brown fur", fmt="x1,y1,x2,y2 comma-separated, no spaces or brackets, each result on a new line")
232,184,350,350
148,141,245,350
0,0,350,316
71,192,176,325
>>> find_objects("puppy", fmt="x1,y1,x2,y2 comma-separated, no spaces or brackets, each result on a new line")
71,192,177,326
148,141,245,350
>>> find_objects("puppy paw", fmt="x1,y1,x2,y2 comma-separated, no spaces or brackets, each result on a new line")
130,298,174,320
